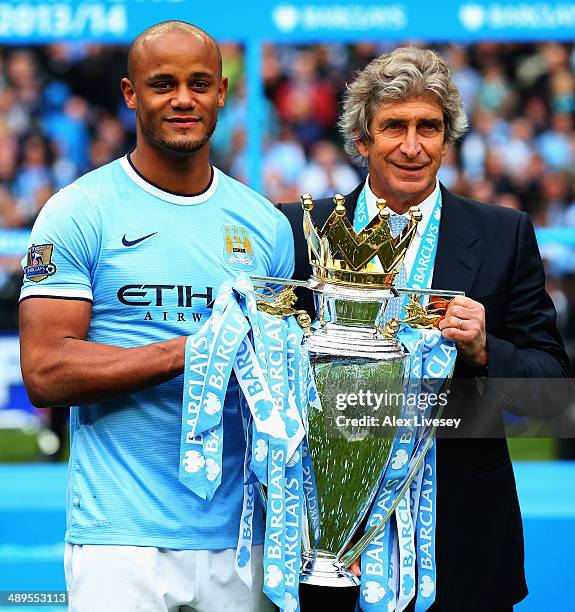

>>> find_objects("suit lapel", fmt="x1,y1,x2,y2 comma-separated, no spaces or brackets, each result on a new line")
313,182,364,227
432,186,482,296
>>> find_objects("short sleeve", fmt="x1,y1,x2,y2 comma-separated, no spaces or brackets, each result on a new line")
20,184,100,302
272,211,295,280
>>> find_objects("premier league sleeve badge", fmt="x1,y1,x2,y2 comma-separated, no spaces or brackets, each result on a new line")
24,243,57,282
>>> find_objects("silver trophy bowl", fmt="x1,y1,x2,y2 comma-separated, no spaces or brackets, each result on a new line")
299,281,405,587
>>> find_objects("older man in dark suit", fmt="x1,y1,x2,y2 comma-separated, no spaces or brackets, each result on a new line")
279,47,570,611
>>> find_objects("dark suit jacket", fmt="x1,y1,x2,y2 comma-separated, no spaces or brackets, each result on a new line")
278,184,570,611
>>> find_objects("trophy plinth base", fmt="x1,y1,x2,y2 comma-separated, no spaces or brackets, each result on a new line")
300,550,360,587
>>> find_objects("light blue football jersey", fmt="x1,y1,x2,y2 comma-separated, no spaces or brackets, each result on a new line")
20,156,294,549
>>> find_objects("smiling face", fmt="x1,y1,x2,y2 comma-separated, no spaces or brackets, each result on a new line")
121,29,227,157
356,95,449,211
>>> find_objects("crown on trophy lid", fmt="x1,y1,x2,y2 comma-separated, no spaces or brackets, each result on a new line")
301,193,422,288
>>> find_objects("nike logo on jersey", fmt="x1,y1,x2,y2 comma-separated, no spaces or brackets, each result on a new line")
122,232,157,247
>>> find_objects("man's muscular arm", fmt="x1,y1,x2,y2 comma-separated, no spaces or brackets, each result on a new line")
20,298,186,407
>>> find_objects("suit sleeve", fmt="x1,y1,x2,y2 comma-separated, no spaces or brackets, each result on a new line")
485,211,571,416
270,210,295,280
276,202,317,313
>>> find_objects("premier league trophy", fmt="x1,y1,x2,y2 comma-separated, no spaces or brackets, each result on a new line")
253,193,458,590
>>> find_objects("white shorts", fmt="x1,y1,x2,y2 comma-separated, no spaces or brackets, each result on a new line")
64,543,273,612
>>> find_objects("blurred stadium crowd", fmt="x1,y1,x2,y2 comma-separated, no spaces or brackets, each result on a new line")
0,40,575,364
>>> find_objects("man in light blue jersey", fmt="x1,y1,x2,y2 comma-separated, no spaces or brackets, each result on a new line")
19,21,291,612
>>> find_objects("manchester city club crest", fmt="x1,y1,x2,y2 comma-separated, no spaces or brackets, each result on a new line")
222,225,257,271
24,243,57,283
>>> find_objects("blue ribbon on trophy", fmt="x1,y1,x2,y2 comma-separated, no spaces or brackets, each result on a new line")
180,273,319,611
179,281,250,501
416,335,456,611
235,402,256,589
357,240,455,612
358,328,455,612
178,188,462,611
300,357,322,546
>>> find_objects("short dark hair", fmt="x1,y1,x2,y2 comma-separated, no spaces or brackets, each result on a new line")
127,20,222,82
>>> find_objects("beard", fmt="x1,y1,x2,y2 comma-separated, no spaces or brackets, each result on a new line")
139,116,217,156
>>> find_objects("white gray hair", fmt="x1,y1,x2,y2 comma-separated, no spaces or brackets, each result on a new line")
339,47,468,160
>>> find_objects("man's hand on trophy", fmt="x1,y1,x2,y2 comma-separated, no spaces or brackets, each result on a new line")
349,558,361,577
438,296,488,368
342,538,362,577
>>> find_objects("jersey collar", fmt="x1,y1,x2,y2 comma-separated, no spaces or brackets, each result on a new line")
120,155,219,205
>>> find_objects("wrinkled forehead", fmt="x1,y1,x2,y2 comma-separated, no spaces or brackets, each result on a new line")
372,94,445,121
